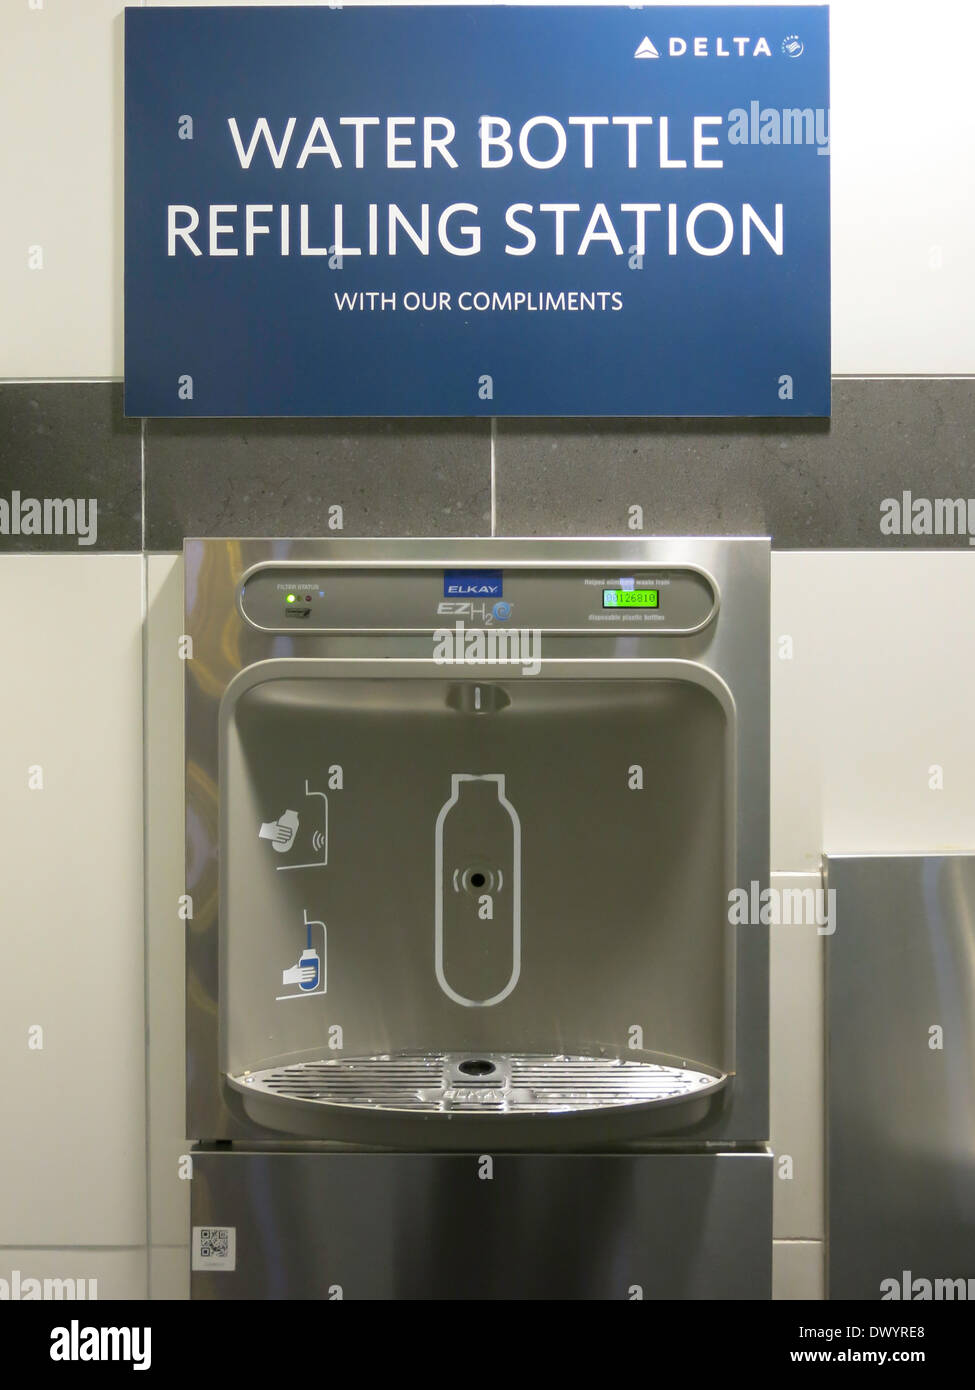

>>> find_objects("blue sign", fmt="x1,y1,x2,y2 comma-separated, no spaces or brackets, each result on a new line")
124,6,830,417
444,570,503,597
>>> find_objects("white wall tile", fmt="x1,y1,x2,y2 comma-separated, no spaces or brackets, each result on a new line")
0,1,125,378
830,0,975,373
772,551,975,869
0,555,145,1245
773,1240,825,1300
149,1244,189,1300
145,555,188,1247
770,873,825,1240
0,1247,147,1302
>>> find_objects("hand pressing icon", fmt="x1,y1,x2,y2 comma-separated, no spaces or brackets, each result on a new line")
259,809,300,852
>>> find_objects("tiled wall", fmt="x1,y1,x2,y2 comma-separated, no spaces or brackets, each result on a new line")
0,553,146,1297
2,0,974,1303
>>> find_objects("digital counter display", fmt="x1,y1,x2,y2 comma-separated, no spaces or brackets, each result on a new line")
603,588,659,608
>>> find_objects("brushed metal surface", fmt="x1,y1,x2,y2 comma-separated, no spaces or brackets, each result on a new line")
826,854,975,1299
221,664,734,1140
185,538,769,1145
190,1149,773,1300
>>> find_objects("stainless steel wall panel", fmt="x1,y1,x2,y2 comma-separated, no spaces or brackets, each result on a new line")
826,853,975,1299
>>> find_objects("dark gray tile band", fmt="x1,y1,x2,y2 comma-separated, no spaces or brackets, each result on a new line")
495,380,975,547
0,383,142,551
3,380,974,551
144,417,491,549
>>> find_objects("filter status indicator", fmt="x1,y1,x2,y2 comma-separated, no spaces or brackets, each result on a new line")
602,588,659,608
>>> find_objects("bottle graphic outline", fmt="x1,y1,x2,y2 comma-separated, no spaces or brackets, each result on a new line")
434,773,521,1008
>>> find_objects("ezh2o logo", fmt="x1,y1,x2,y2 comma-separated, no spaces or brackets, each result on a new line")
782,35,805,57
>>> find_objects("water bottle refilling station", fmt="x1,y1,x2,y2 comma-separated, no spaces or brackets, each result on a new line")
186,537,771,1299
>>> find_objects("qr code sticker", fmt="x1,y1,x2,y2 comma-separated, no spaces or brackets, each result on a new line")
200,1228,229,1259
192,1225,236,1271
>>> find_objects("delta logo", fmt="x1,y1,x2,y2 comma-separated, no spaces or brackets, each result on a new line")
634,34,776,60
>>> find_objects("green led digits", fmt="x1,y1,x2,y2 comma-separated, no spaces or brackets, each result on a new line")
602,589,659,608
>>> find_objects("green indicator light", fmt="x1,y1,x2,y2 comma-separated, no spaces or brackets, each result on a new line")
286,593,296,603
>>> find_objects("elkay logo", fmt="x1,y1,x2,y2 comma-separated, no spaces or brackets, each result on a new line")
443,569,503,598
634,34,777,60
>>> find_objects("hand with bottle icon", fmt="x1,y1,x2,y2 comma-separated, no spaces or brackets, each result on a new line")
282,945,321,992
282,960,317,986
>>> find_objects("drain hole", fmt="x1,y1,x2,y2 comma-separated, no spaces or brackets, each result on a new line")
470,872,486,888
458,1058,495,1077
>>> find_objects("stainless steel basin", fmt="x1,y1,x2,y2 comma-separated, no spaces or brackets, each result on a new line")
220,669,733,1145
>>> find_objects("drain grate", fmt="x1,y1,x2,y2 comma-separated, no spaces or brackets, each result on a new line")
229,1051,725,1114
